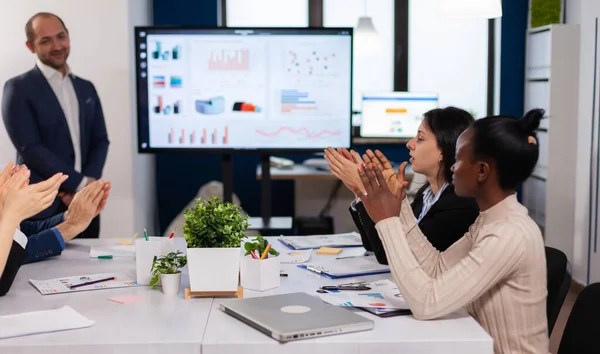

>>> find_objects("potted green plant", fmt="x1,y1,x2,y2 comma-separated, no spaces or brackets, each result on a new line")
150,251,187,295
241,236,281,291
183,196,249,292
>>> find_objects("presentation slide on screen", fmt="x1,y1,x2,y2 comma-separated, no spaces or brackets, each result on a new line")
360,92,439,138
138,31,352,150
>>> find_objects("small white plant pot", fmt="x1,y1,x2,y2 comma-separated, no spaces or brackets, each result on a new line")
160,272,181,295
135,237,175,286
186,248,241,292
240,254,280,292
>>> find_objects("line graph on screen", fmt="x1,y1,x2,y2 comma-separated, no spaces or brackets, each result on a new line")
256,127,342,139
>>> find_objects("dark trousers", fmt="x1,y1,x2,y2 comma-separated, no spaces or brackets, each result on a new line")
79,215,100,239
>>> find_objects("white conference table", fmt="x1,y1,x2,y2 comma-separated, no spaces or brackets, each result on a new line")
0,238,493,354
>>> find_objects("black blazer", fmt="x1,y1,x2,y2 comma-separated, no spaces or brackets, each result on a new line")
350,185,479,265
0,240,28,296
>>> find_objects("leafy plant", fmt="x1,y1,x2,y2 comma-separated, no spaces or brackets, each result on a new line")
150,251,187,288
183,196,249,248
244,235,278,258
530,0,562,29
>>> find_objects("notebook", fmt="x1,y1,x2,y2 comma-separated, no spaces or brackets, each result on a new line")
278,232,363,250
298,256,390,279
0,306,94,339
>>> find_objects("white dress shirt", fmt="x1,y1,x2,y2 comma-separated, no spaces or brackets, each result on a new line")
36,60,88,191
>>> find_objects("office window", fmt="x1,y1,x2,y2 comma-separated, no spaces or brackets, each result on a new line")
324,0,395,112
409,0,489,118
226,0,309,27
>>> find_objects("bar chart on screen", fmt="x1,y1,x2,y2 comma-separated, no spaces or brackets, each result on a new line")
153,96,181,115
208,48,250,71
163,126,229,146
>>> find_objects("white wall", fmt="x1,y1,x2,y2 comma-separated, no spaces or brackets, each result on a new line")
566,0,582,25
573,0,600,285
409,0,489,118
0,0,155,238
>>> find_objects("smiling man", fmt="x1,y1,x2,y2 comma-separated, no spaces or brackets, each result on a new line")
1,12,110,238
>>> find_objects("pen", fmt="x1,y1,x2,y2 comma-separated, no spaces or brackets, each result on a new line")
69,276,115,289
144,228,149,241
336,253,369,260
168,229,175,239
97,255,113,259
250,250,258,260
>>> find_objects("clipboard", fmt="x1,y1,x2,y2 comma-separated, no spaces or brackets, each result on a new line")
297,256,390,279
359,307,412,318
278,232,363,250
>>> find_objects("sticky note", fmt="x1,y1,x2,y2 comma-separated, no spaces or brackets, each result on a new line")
107,294,146,305
316,247,343,255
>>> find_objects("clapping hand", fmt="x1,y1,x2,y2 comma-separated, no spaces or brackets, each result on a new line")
363,149,409,200
64,180,110,233
1,169,67,223
350,163,405,224
324,147,365,197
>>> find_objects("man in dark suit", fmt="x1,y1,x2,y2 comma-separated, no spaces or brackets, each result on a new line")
1,12,109,238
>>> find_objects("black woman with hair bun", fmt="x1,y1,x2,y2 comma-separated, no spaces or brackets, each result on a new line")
354,109,549,354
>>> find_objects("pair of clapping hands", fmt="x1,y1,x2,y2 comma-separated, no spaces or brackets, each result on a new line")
0,162,111,235
324,147,406,224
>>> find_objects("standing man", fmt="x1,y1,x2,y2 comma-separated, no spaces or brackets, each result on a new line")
1,12,110,238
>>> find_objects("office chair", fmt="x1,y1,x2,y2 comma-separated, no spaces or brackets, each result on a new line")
557,282,600,354
545,246,572,335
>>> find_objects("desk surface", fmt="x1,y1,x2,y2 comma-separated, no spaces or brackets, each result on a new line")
0,238,209,354
0,238,492,354
257,163,414,181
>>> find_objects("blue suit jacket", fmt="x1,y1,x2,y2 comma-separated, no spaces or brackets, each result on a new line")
1,66,110,218
20,214,65,264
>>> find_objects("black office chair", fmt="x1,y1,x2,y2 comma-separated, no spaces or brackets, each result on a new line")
545,246,571,335
557,282,600,354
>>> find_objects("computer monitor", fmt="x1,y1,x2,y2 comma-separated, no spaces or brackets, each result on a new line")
360,92,439,139
134,27,353,153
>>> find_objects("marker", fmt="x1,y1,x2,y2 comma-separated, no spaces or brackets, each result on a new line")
260,244,271,260
144,228,149,241
97,255,113,259
69,276,115,289
168,229,175,239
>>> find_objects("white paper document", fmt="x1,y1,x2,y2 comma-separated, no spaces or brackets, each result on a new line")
29,272,138,295
0,306,95,339
89,245,135,258
278,232,363,250
317,279,408,309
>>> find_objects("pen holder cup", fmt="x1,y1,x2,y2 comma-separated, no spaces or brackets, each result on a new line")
135,237,174,286
240,255,280,292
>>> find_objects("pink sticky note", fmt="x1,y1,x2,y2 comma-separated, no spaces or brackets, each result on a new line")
107,294,146,305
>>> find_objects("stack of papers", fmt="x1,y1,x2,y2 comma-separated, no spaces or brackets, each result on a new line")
317,279,411,317
29,272,138,295
0,306,94,339
278,232,363,250
298,255,390,279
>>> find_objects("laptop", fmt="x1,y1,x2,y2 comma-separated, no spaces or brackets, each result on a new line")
219,292,374,342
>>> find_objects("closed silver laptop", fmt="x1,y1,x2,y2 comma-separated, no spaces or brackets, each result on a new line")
219,292,374,342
